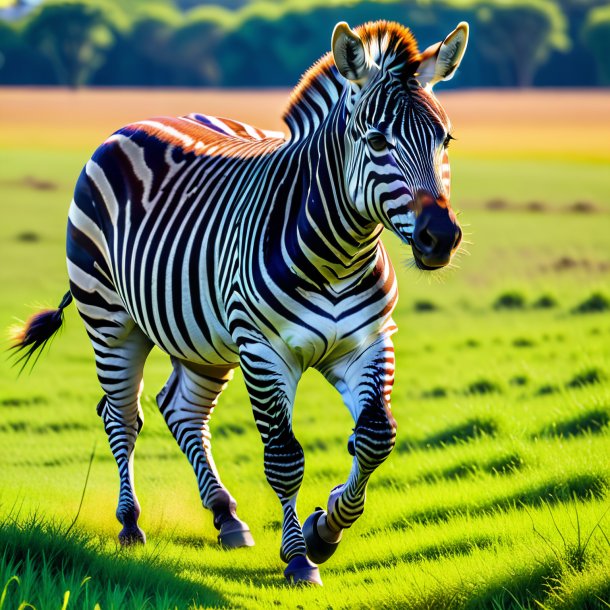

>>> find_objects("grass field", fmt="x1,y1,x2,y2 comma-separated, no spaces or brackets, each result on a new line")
0,88,609,609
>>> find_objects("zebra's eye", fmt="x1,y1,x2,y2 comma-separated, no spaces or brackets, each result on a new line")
367,132,388,152
444,134,455,148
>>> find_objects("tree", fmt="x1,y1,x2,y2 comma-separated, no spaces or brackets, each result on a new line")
170,11,227,86
0,17,59,85
475,0,570,87
90,5,182,86
23,0,124,87
581,4,610,85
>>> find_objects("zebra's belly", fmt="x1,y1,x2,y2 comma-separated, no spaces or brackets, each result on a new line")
115,284,240,367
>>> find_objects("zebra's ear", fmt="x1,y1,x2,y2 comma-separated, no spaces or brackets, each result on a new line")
332,22,372,85
417,22,469,88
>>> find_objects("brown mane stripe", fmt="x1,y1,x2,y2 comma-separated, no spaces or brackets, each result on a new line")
284,20,421,123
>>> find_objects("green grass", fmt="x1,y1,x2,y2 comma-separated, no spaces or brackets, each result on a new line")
1,91,610,609
452,156,610,209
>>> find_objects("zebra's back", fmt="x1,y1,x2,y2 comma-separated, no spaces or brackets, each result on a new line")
67,114,285,366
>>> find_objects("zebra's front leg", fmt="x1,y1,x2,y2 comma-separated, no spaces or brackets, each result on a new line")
239,341,321,586
157,358,254,548
304,334,397,563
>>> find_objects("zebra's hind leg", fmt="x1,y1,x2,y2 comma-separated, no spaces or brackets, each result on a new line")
157,358,254,548
93,325,154,546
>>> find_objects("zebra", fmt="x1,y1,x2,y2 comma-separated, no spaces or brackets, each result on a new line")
12,20,468,585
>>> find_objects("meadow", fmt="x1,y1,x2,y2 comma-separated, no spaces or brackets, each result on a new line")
0,88,609,609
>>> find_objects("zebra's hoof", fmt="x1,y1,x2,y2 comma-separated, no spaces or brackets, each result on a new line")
118,526,146,546
284,555,323,586
218,518,255,548
302,509,341,564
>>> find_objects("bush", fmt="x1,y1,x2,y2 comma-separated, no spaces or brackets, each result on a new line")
566,367,606,389
422,386,448,399
572,293,610,314
466,379,501,395
535,384,558,396
413,300,439,313
513,337,535,348
510,375,529,387
533,294,558,309
493,291,526,310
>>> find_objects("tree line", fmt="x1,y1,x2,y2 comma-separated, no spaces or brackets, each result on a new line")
0,0,609,88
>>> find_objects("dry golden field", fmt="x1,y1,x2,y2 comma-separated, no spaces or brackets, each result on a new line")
1,88,609,162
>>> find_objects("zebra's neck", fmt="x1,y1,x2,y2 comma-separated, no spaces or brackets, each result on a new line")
283,56,344,140
268,90,382,290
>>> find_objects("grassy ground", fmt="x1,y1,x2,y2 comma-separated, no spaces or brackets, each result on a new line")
0,89,609,609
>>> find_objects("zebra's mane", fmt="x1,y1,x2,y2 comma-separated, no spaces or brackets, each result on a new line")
283,21,421,134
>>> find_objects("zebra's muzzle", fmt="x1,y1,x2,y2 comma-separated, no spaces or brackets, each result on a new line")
411,196,461,270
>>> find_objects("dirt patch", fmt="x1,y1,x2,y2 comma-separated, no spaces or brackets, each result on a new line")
16,231,41,243
21,175,58,191
484,199,606,215
485,199,554,213
486,198,509,211
1,175,59,191
541,257,610,274
568,201,597,214
525,201,547,212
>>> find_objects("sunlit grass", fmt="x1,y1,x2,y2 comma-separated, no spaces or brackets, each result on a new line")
1,90,609,608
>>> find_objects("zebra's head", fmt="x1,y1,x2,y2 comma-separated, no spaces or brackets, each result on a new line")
332,21,468,270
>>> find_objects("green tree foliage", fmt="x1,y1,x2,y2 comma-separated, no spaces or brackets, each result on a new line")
581,4,610,85
475,0,570,87
0,18,55,84
170,10,227,86
93,5,181,86
23,0,125,87
0,0,604,87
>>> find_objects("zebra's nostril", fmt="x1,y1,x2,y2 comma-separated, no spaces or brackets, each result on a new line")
418,228,436,250
453,226,462,250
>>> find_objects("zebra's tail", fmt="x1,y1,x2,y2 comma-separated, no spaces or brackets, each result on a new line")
10,290,73,372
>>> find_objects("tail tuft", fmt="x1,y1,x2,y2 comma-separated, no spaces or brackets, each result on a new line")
10,290,73,372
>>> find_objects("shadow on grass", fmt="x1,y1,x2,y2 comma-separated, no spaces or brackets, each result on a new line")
391,473,607,527
339,534,497,574
463,560,558,610
303,435,345,453
536,409,610,439
0,421,89,434
0,396,47,408
397,417,498,452
417,452,525,484
0,515,228,609
215,422,246,437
